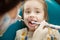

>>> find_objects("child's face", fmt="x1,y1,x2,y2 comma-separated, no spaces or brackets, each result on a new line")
24,1,45,31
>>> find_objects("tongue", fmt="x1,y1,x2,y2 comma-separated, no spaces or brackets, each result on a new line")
28,21,36,27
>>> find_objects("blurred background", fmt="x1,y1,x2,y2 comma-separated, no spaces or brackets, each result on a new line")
46,0,60,25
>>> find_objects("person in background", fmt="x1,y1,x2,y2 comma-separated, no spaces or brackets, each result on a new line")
0,0,25,37
15,0,60,40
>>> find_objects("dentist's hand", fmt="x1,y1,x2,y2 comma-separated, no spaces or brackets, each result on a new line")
32,21,48,40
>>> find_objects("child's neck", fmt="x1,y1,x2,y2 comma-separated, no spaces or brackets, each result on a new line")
27,29,34,38
27,28,35,32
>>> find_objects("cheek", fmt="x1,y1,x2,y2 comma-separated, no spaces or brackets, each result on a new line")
23,13,29,25
23,13,28,20
37,14,44,22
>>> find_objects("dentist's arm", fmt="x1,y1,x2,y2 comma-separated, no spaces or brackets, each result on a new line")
32,21,48,40
32,20,60,40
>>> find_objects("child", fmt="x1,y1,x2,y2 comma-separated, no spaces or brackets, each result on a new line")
15,0,60,40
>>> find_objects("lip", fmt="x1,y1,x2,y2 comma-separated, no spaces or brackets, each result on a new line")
28,20,37,27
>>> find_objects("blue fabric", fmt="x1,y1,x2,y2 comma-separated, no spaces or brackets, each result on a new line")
0,21,23,40
46,0,60,25
0,0,60,40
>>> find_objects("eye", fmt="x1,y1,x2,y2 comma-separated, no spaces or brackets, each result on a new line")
25,10,31,14
36,11,40,13
27,11,30,13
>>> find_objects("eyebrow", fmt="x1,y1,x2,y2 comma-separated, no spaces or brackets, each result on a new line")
24,8,30,10
35,8,40,10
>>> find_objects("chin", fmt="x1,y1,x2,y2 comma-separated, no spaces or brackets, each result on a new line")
28,27,35,31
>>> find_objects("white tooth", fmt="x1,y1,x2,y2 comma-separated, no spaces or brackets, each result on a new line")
31,21,35,24
31,21,34,23
31,21,40,24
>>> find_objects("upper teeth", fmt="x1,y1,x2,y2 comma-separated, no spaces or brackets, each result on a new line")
31,21,36,24
31,21,40,24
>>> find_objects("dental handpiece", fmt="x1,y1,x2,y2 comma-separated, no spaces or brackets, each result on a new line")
17,15,24,21
31,21,60,30
18,15,60,30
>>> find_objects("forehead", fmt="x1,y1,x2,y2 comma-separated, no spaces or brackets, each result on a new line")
24,1,43,9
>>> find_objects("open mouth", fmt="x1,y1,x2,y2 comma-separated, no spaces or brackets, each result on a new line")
28,20,37,27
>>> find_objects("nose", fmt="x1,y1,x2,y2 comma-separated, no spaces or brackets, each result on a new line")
29,16,34,18
29,12,35,18
28,16,35,21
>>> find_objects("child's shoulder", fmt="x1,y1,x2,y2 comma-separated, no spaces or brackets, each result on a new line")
16,28,27,34
48,27,60,34
16,28,27,39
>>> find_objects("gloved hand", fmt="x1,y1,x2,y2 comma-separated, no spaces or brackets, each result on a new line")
32,20,48,40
